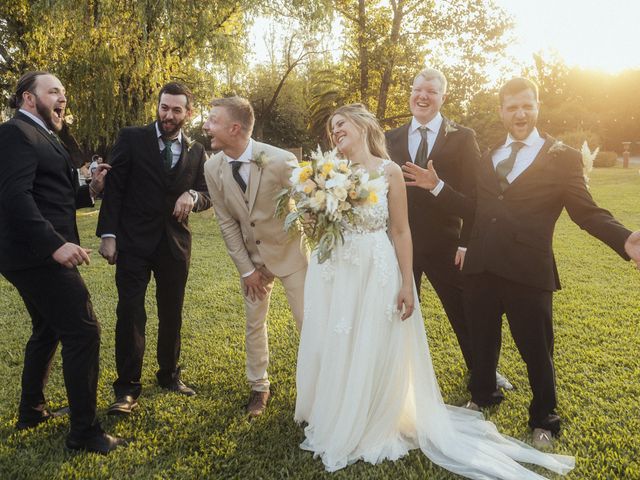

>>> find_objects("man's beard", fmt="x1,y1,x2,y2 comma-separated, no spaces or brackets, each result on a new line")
157,114,185,138
35,97,63,132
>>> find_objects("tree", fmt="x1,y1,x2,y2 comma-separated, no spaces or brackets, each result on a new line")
1,0,251,154
330,0,513,123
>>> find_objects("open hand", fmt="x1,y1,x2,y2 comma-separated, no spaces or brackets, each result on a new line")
243,270,268,301
52,242,91,268
396,285,415,321
402,160,440,190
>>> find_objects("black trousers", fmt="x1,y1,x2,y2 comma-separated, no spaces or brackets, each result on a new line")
414,249,474,370
465,272,560,433
113,235,189,398
2,264,101,439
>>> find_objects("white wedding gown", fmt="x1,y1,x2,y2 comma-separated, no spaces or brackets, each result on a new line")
294,161,575,478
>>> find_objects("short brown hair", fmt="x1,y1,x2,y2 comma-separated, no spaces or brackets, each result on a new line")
499,77,539,105
158,82,193,111
211,96,255,134
8,71,50,109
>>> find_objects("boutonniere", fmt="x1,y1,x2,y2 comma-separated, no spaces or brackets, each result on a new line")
444,121,458,136
252,151,269,169
547,140,566,156
184,137,195,153
580,141,599,187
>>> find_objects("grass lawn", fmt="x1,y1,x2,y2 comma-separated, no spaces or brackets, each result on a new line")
0,166,639,479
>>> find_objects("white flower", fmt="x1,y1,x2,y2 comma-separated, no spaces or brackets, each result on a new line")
580,140,599,186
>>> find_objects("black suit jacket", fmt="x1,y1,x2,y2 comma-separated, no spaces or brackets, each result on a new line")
463,134,631,291
0,112,92,271
96,123,211,262
386,117,480,256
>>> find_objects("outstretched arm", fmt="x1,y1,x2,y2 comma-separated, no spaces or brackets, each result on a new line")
386,162,415,321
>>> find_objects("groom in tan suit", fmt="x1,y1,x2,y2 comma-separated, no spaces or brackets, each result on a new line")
203,96,307,416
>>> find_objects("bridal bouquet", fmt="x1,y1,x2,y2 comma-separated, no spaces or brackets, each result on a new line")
276,147,385,263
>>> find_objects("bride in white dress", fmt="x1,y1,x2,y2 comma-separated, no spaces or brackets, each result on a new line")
294,104,575,479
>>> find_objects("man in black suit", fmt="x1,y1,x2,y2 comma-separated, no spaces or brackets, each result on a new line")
418,77,640,447
387,68,511,387
0,71,124,453
97,82,211,414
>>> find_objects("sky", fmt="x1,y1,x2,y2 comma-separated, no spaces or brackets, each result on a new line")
249,0,640,74
493,0,640,73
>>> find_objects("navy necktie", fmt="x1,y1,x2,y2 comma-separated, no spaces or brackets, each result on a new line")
231,161,247,193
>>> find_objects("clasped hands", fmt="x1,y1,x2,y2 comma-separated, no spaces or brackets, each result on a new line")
242,269,271,301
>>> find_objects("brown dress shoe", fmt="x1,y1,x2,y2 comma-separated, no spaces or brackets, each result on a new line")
246,390,270,417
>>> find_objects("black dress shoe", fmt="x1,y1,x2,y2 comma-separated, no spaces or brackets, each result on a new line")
16,410,53,430
65,432,127,455
107,395,138,415
159,379,196,396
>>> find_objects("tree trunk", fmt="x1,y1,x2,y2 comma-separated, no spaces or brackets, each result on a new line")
357,0,369,108
376,0,404,119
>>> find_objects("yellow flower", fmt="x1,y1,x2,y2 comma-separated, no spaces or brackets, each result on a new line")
368,191,378,204
299,165,313,182
321,162,334,176
338,161,349,173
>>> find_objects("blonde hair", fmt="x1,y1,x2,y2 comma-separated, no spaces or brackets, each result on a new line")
211,96,255,134
414,68,447,94
327,103,389,159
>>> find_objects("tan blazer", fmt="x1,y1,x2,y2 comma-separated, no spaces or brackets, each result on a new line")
204,141,307,278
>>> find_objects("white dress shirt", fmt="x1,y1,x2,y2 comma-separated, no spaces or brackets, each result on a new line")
492,128,545,184
408,113,442,162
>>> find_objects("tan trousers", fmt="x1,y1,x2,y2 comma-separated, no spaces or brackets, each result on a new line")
241,265,306,392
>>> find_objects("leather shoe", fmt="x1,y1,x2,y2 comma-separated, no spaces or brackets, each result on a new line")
65,432,127,455
159,379,196,396
461,400,481,412
247,390,270,417
496,371,514,391
532,428,554,450
16,406,69,430
16,410,53,430
107,395,138,415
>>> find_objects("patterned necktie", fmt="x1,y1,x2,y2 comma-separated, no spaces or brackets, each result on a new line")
162,138,175,170
496,141,525,191
230,161,247,193
415,126,429,168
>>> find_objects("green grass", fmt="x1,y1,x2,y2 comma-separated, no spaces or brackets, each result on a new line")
1,166,639,479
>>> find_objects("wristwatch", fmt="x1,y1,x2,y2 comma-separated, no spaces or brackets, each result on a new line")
188,189,197,202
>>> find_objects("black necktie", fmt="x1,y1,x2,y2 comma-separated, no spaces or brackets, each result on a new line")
415,126,429,168
230,161,247,193
496,142,525,191
162,138,175,170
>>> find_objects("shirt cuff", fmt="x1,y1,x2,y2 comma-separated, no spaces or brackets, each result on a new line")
101,234,116,239
430,180,445,196
457,246,467,252
241,268,255,278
